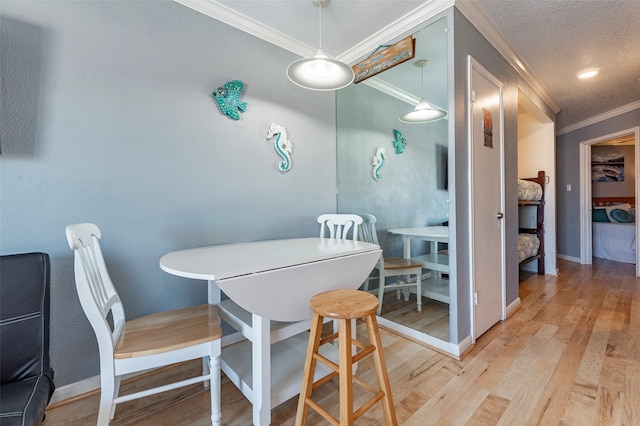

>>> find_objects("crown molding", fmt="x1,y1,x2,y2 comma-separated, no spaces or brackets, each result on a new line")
176,0,561,117
174,0,317,57
454,0,561,114
337,0,455,64
362,78,420,106
557,100,640,136
175,0,454,64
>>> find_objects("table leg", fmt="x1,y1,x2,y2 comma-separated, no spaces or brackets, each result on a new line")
208,280,221,305
204,280,223,388
403,235,411,259
252,313,271,426
429,241,441,279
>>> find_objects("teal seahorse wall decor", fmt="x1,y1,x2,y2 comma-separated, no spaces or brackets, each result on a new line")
392,129,406,154
372,147,386,181
266,123,292,172
212,80,247,120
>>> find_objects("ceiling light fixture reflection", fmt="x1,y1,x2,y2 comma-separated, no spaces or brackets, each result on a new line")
400,60,447,123
286,0,354,91
577,68,599,79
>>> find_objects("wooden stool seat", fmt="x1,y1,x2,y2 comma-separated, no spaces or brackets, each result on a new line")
310,289,379,320
296,289,397,425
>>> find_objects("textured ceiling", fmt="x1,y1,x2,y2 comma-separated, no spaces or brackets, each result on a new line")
208,0,640,130
474,0,640,130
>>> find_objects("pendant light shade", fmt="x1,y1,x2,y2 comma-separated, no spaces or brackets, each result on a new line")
287,49,354,91
400,59,447,123
400,99,447,123
286,0,354,91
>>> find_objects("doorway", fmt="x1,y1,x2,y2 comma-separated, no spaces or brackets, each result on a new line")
517,89,557,275
468,56,506,341
579,127,640,276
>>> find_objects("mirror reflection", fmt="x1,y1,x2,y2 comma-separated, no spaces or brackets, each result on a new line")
337,17,451,345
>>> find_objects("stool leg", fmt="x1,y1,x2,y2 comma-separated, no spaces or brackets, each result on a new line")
338,318,354,425
365,314,398,426
295,313,324,426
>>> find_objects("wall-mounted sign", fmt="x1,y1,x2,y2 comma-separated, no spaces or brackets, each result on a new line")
352,36,415,84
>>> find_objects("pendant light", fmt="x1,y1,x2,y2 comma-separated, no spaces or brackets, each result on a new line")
286,0,354,91
400,60,447,123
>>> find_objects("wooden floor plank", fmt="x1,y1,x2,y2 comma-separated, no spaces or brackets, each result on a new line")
623,363,640,425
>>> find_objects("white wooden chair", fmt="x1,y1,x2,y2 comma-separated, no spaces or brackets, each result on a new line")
317,214,364,337
359,214,423,315
317,214,363,240
66,223,222,426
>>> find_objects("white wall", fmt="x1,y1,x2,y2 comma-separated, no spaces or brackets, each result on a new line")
0,1,337,387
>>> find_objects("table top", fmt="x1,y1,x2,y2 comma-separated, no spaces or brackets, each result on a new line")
160,237,381,321
387,226,449,240
160,237,380,281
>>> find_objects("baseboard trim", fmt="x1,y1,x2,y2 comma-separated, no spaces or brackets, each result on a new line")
506,297,521,319
49,369,152,406
49,375,101,405
557,254,581,264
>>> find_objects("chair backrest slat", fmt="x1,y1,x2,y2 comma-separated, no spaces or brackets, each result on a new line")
317,214,363,241
358,214,380,245
77,236,113,313
67,223,126,353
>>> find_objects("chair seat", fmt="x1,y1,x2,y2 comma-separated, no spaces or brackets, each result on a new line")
115,304,222,359
382,257,422,270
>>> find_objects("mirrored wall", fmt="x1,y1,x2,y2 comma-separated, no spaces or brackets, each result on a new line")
337,16,453,348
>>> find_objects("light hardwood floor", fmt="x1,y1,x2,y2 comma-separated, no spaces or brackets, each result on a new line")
378,276,450,341
44,258,639,425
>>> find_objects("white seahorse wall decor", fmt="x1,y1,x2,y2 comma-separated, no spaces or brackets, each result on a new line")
266,123,292,172
372,147,386,181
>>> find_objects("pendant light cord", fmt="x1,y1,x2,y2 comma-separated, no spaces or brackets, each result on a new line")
318,2,322,49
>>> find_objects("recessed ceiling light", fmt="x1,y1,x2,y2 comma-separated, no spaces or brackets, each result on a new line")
577,68,599,79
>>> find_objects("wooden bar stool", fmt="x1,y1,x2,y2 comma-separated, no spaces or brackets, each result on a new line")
295,289,397,425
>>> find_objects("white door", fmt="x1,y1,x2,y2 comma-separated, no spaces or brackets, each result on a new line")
468,57,506,340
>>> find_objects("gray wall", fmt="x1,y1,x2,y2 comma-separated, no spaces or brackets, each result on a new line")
0,1,337,387
452,8,556,339
556,109,640,257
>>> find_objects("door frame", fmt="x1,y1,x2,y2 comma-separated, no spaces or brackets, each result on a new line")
579,126,640,276
467,56,506,343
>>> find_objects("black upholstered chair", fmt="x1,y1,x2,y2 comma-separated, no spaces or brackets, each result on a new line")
0,252,55,425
